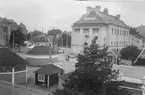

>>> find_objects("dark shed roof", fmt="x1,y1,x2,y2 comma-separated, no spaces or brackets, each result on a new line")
34,64,63,75
0,48,28,68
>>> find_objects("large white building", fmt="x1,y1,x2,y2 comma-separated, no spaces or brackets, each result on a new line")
71,6,130,54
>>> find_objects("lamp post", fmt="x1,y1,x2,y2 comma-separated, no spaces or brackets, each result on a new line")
141,76,145,95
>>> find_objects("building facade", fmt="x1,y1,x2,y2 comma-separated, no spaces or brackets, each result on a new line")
0,17,18,47
136,25,145,38
71,6,129,54
129,34,144,49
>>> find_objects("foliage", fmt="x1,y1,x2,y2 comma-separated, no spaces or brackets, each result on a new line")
31,30,43,38
47,29,62,37
120,45,141,62
61,32,71,48
27,33,31,41
9,27,26,51
54,36,129,95
129,27,137,35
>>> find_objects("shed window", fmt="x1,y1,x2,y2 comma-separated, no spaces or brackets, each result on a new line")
38,74,45,82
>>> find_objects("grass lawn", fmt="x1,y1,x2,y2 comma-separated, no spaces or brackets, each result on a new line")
0,83,36,95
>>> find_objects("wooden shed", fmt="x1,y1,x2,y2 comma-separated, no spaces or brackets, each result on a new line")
34,64,63,88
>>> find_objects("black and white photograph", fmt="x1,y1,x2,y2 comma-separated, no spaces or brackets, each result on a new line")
0,0,145,95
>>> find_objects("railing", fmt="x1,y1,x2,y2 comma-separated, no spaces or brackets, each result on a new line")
0,80,53,95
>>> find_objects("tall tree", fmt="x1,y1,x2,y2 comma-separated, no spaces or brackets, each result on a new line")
9,28,26,52
54,36,129,95
121,45,141,63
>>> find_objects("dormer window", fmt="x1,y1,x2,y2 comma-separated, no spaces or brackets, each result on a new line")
83,28,89,33
74,29,80,33
92,28,99,33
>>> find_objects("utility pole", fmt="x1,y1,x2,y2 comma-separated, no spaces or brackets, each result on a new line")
66,33,68,49
62,38,63,48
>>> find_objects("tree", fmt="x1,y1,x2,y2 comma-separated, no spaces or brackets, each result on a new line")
27,32,31,41
9,28,26,52
47,29,62,37
61,33,71,48
54,36,131,95
129,27,137,35
31,30,43,38
121,45,141,63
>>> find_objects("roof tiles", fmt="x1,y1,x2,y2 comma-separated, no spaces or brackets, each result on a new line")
73,9,128,28
34,64,63,75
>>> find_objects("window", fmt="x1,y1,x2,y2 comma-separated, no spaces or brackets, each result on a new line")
38,74,45,82
117,29,119,35
83,28,89,33
49,44,51,47
92,28,99,33
0,68,12,72
104,38,106,42
84,17,96,20
74,29,80,33
111,41,113,45
126,31,128,36
124,31,125,36
120,30,122,35
112,28,114,35
115,29,116,35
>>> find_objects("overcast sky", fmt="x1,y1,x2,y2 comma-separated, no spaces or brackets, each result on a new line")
0,0,145,32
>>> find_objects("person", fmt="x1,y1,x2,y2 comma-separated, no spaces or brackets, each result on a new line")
68,55,69,62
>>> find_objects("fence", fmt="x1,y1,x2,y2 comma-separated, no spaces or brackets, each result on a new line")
0,80,53,95
119,72,144,95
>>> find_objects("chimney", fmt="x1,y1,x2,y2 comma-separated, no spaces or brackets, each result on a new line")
103,8,108,14
95,5,101,13
86,6,92,14
116,14,121,19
